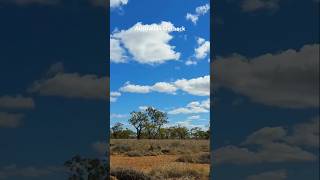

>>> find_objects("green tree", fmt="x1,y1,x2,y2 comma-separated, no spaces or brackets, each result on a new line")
145,107,168,139
128,111,148,139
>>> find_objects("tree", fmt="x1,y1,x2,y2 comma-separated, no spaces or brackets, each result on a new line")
111,122,124,139
64,155,108,180
128,111,148,139
145,107,168,139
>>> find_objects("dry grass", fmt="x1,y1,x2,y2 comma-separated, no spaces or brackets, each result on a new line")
110,139,209,156
110,139,210,179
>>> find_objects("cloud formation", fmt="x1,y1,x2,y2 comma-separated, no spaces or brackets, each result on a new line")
186,4,210,25
214,44,319,108
120,75,209,96
111,22,181,65
0,95,35,109
214,117,319,165
168,99,209,115
241,0,281,12
29,73,107,100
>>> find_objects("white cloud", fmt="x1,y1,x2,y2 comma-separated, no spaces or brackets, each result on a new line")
111,21,180,65
214,44,319,108
110,0,128,8
195,3,210,15
168,99,209,115
29,73,107,100
174,75,210,96
119,75,210,96
185,60,197,66
151,82,177,94
242,0,281,12
110,91,121,102
186,13,199,25
247,170,287,180
110,38,127,63
172,119,208,130
0,95,35,109
0,112,23,128
186,4,210,25
110,113,128,119
195,38,210,59
188,115,200,120
120,82,151,93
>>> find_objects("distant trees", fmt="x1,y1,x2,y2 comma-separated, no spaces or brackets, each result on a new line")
110,122,135,139
111,106,210,140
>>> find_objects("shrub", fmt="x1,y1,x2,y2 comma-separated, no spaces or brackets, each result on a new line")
176,153,210,164
126,151,144,157
149,164,206,179
112,144,132,153
110,168,151,180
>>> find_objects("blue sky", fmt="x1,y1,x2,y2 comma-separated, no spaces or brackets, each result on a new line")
0,0,318,179
110,0,210,130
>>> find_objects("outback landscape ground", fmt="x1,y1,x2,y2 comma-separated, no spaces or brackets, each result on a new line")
110,139,210,180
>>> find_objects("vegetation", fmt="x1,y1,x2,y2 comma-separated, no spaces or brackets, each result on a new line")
111,107,209,140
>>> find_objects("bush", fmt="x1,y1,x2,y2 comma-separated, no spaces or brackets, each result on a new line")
176,153,210,164
149,164,206,179
126,151,144,157
112,144,132,153
110,168,151,180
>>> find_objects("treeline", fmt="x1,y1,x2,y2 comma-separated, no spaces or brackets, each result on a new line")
110,107,209,140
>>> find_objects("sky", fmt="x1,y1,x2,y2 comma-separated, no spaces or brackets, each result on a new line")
0,1,108,179
110,0,210,131
0,0,318,180
211,0,319,179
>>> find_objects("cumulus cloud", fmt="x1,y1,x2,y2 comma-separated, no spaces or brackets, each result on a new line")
214,44,319,108
247,170,287,180
0,112,24,128
285,117,319,148
119,75,209,96
170,119,208,130
151,82,177,94
0,95,35,109
110,38,127,63
111,21,180,65
174,75,210,96
214,117,319,165
194,37,210,59
110,91,121,102
241,0,281,12
29,73,107,100
110,0,128,8
120,82,151,94
186,4,210,25
168,99,209,115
